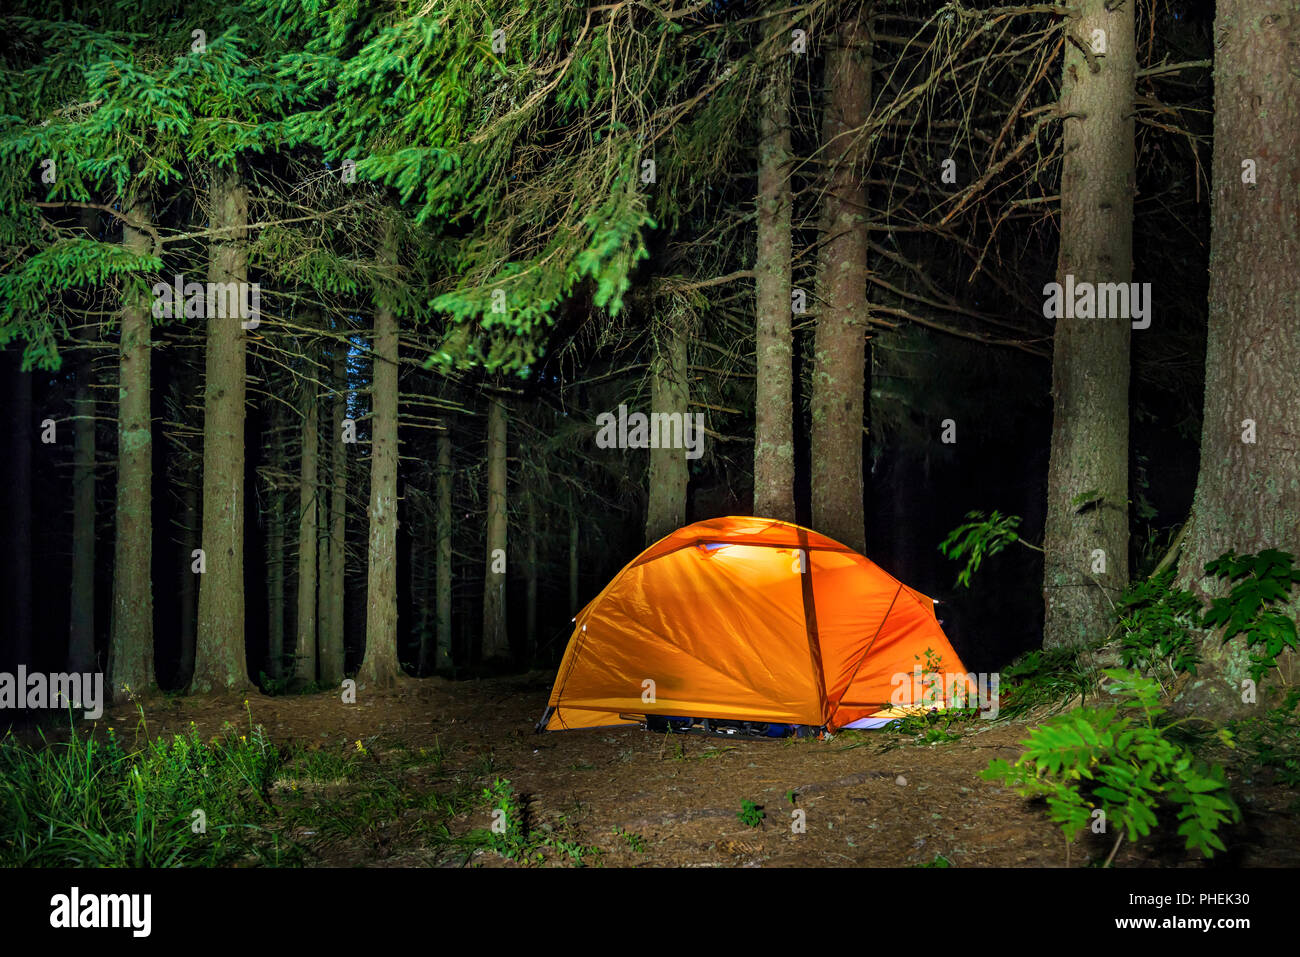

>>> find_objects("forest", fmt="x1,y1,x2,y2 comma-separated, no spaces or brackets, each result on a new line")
0,0,1297,888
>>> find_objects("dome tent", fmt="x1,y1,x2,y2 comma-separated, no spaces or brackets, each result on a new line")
537,516,972,735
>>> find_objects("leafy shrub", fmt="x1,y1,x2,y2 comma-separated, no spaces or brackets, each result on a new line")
1114,569,1201,678
1202,549,1300,683
997,645,1098,719
983,670,1240,862
1231,689,1300,789
737,799,765,828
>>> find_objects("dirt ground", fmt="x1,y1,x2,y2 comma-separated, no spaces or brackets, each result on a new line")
85,672,1300,868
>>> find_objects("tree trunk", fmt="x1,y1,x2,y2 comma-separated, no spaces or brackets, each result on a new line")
9,355,33,670
321,347,348,685
1175,1,1300,715
810,15,871,554
359,222,401,687
753,16,796,523
569,504,580,615
435,430,453,671
177,470,200,686
266,407,285,679
1041,0,1135,649
108,201,156,699
645,316,689,544
193,169,252,693
69,332,96,673
482,395,510,661
525,488,538,661
295,377,319,684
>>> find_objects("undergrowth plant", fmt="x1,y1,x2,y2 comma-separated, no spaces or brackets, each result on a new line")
1201,549,1300,684
983,669,1240,864
1114,569,1202,680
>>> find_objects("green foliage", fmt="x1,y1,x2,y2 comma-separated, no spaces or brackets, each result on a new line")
0,710,283,866
997,645,1099,719
918,853,952,868
1230,690,1300,789
939,510,1026,588
737,799,765,828
611,826,646,853
1202,549,1300,683
480,778,597,866
983,670,1241,861
1114,569,1202,678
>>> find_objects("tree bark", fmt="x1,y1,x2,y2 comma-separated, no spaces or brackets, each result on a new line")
359,222,402,687
295,376,319,684
435,429,453,671
321,347,348,685
482,394,511,661
69,325,96,674
192,169,253,693
645,315,689,544
1041,0,1135,650
569,503,580,615
753,16,796,523
108,200,156,699
1175,1,1300,714
810,15,871,554
266,406,285,679
525,488,539,661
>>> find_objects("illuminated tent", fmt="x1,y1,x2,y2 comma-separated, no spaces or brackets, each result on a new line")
538,516,971,733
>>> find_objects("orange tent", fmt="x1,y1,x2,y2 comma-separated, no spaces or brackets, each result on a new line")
538,516,973,733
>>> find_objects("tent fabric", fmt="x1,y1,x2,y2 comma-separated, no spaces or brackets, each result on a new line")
541,516,972,732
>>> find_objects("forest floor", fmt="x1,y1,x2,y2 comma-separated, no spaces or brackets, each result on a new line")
88,672,1300,868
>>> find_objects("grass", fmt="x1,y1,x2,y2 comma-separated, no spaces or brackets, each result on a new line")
0,705,499,867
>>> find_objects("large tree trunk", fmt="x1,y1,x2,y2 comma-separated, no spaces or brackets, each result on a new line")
193,169,252,693
435,430,453,671
645,316,689,543
753,16,796,523
1041,0,1135,650
359,223,401,687
810,15,871,553
1175,1,1300,715
69,326,96,674
108,201,156,699
321,347,348,685
295,377,319,684
482,395,510,661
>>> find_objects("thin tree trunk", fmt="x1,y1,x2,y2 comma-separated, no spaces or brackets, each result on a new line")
177,471,200,686
10,355,33,669
482,394,510,661
645,315,689,544
810,15,871,554
569,505,580,615
435,430,453,671
321,347,348,685
193,169,252,693
360,221,401,686
1175,1,1300,714
266,406,285,679
109,200,156,699
69,325,96,673
525,489,538,661
295,376,319,684
753,15,796,522
1042,0,1134,649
